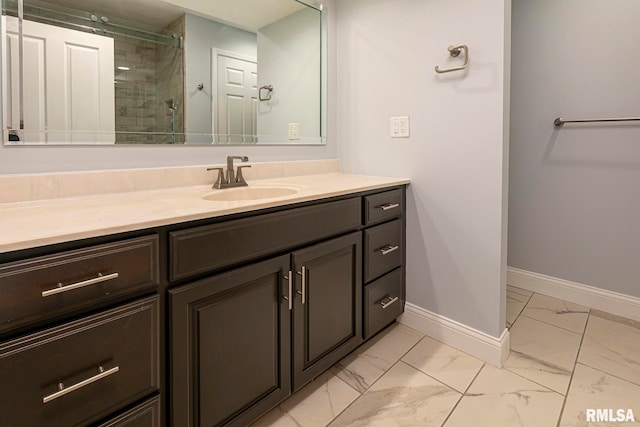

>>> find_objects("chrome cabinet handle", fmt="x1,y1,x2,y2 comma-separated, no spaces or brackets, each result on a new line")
376,245,399,256
42,365,119,404
379,296,399,309
283,271,293,311
41,272,119,297
296,266,306,305
376,203,399,211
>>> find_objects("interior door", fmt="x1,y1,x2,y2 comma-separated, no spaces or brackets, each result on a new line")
212,50,257,143
2,17,115,144
291,231,363,391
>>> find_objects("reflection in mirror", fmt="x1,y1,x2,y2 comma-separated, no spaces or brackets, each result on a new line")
1,0,325,145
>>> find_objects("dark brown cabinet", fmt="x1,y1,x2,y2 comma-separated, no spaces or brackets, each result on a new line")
0,232,161,427
169,255,291,427
361,189,406,339
1,184,406,427
0,235,159,335
156,187,403,426
169,232,362,426
364,219,403,283
0,296,159,427
168,198,361,282
364,268,404,338
97,396,162,427
292,231,362,391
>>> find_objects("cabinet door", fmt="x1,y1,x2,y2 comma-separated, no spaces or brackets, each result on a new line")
169,255,291,427
292,232,362,391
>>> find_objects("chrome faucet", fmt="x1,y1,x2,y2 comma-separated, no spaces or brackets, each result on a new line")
207,156,251,189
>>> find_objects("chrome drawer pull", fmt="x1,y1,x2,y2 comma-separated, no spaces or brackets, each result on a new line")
42,272,119,297
296,266,307,305
377,203,399,211
283,271,293,311
376,245,399,256
42,365,119,404
379,296,399,309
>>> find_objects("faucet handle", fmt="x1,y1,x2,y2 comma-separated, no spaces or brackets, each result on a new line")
206,167,225,189
236,165,251,185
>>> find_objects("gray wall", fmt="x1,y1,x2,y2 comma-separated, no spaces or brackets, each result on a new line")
0,1,337,174
509,0,640,297
257,8,320,140
337,0,511,338
184,13,256,138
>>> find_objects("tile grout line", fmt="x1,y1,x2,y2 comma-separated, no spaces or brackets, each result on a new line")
499,290,574,421
331,325,487,425
575,361,640,389
589,310,640,330
326,325,426,425
507,289,534,329
562,308,640,388
518,312,587,336
326,356,407,425
392,329,488,396
512,310,585,340
333,367,366,396
555,309,592,427
502,367,568,398
399,358,468,395
507,285,534,298
439,363,487,427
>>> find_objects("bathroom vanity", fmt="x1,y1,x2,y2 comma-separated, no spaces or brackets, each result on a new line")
0,168,407,426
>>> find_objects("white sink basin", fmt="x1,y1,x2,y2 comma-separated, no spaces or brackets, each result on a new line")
203,186,298,202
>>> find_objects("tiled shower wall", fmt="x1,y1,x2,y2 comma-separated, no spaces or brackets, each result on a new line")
113,17,184,144
113,35,157,143
156,16,185,144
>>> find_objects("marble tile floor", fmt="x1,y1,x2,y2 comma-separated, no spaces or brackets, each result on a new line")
252,286,640,426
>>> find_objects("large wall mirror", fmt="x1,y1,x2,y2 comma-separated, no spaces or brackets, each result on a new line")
1,0,326,145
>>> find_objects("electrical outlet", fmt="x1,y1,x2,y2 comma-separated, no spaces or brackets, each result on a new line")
390,116,410,138
288,122,299,140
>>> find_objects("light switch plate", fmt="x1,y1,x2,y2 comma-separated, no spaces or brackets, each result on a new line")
390,116,410,138
288,122,300,140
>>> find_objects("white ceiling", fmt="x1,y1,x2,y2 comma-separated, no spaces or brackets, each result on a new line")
42,0,185,30
159,0,308,32
40,0,312,32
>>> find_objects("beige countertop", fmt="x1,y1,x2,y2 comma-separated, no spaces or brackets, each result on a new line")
0,173,409,253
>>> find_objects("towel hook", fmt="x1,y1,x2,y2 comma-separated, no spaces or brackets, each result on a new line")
435,44,469,74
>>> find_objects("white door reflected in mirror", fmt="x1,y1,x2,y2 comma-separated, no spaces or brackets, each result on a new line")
3,16,115,144
212,50,257,144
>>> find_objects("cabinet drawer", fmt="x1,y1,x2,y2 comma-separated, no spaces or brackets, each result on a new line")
0,296,159,427
97,395,161,427
170,197,361,281
364,219,403,282
364,269,404,339
364,188,403,226
0,235,159,335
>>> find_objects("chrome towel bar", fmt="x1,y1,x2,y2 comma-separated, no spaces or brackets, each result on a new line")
554,116,640,127
435,44,469,74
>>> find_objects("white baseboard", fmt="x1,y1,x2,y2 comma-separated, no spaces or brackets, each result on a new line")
399,303,510,368
508,267,640,322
